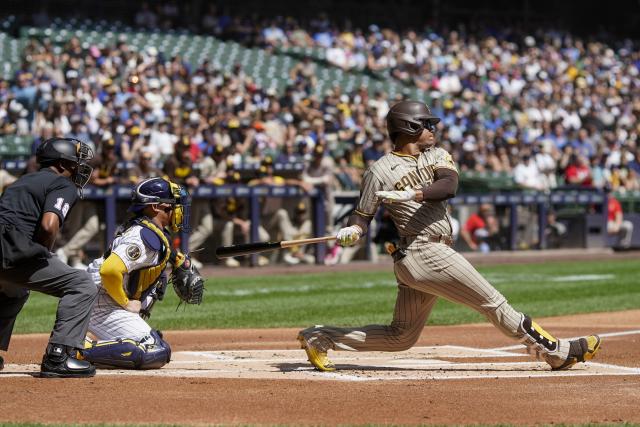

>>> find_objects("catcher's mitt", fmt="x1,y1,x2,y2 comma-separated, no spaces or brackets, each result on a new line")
169,260,204,305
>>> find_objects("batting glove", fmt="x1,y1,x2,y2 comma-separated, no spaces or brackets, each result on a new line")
375,189,416,203
336,225,362,247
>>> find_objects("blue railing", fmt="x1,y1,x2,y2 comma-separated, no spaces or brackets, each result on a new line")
80,185,609,264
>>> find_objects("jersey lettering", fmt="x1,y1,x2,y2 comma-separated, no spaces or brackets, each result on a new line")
54,197,71,218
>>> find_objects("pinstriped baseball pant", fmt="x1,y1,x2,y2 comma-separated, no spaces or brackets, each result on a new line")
301,243,570,366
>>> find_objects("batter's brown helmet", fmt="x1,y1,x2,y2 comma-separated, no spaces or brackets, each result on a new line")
386,101,440,141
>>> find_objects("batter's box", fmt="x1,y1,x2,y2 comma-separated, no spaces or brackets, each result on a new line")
3,348,639,380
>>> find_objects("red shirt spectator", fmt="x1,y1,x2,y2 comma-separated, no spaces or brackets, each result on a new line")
564,156,592,187
607,197,622,222
464,214,486,244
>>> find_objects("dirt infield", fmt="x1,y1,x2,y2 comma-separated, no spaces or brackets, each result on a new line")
1,309,640,425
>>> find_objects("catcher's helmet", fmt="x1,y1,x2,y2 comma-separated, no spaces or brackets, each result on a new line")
36,137,94,190
129,177,191,233
386,101,441,142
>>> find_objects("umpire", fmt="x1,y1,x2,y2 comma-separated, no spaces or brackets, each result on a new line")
0,137,98,378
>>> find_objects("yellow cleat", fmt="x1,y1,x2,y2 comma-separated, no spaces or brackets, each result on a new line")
554,335,601,370
297,334,335,372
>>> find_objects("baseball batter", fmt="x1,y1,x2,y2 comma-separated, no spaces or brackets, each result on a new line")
298,101,601,371
80,177,203,369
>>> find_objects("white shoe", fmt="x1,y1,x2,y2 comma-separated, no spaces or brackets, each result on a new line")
225,258,240,268
56,248,68,265
302,254,316,264
283,253,300,265
257,256,269,266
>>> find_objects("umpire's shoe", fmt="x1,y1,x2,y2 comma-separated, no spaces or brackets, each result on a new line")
40,343,96,378
297,333,335,372
553,335,602,371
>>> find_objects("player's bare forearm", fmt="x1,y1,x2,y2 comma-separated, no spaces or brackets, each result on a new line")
36,212,60,251
417,169,458,202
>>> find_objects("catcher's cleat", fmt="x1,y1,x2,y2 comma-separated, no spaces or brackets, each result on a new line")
297,334,335,372
553,335,601,371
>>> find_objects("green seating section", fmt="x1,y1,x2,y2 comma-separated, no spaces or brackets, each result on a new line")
459,171,516,192
20,23,429,100
0,135,32,157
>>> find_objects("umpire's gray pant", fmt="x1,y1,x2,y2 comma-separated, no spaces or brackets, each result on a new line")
0,256,98,351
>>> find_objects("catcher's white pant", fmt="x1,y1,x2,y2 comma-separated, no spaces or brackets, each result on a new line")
86,262,152,342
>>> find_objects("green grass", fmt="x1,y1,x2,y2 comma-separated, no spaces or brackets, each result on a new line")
12,259,640,334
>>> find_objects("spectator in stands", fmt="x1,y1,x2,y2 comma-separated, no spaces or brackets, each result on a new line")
163,138,200,188
607,191,634,249
303,145,335,233
460,204,500,253
545,210,568,249
513,153,546,191
564,155,593,188
126,151,163,184
282,202,316,265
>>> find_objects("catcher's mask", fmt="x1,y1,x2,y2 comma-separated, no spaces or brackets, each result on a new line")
36,137,94,196
129,178,191,233
386,100,441,142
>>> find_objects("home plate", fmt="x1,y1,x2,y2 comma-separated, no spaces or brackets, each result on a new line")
3,346,639,380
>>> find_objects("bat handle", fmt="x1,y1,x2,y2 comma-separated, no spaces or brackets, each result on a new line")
279,235,336,249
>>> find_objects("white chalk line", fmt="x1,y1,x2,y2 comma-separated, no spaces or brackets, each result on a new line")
491,329,640,351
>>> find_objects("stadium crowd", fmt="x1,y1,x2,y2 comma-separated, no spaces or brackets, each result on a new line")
0,5,639,263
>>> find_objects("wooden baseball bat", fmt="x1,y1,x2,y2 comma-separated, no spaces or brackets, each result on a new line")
215,236,336,259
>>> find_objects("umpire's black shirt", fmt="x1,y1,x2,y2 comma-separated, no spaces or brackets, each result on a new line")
0,168,78,268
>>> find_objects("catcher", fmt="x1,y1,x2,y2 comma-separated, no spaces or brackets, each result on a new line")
81,177,204,369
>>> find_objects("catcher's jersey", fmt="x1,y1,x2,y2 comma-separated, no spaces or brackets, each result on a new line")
355,146,458,246
87,224,165,299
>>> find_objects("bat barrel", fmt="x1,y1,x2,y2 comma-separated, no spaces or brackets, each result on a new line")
215,241,281,258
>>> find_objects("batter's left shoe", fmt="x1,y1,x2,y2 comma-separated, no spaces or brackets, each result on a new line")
553,335,601,371
297,333,335,372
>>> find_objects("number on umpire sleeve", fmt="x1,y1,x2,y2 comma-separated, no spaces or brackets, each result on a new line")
54,197,70,218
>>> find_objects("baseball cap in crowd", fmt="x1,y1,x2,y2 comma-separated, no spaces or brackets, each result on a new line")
253,121,265,131
313,145,325,156
213,144,225,156
65,69,79,80
295,202,307,214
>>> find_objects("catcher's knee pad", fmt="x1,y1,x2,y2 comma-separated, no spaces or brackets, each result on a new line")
81,330,171,370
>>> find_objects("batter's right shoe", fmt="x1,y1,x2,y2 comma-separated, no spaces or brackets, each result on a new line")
40,344,96,378
553,335,602,371
297,333,335,372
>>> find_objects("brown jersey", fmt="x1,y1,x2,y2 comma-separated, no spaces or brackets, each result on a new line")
355,147,458,246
